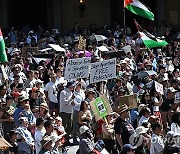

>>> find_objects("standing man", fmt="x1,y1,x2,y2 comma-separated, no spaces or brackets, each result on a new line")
114,104,135,151
44,73,58,116
16,117,34,154
59,82,75,145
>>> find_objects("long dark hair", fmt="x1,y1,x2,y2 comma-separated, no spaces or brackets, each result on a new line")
80,101,86,112
171,112,180,126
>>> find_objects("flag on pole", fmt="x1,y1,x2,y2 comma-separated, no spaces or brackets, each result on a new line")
134,20,168,48
124,0,154,20
0,29,8,63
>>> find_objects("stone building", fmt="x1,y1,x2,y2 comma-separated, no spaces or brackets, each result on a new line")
0,0,179,32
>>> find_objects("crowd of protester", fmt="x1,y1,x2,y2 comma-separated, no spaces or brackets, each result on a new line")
0,22,179,154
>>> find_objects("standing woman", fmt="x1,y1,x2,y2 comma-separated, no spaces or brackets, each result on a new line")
78,101,92,127
102,113,118,153
150,86,163,125
35,118,46,154
34,103,50,120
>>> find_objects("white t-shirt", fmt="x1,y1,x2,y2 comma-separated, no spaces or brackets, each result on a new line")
35,128,46,154
152,97,160,112
73,90,85,111
150,133,164,154
44,81,58,103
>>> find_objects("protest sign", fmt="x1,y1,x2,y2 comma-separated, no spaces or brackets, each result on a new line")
64,57,91,81
22,47,38,56
155,81,164,95
48,44,66,52
90,95,112,121
90,58,116,83
0,65,8,80
118,94,138,108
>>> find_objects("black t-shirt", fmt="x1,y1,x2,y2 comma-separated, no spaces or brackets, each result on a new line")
160,98,174,112
114,117,135,146
9,141,18,154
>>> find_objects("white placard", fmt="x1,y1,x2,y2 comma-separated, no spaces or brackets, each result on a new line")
155,81,164,95
48,44,66,52
64,57,91,81
0,65,8,80
90,58,116,83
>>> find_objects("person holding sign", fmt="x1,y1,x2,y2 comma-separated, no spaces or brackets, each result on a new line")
59,81,75,145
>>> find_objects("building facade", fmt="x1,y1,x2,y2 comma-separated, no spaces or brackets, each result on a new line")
0,0,179,32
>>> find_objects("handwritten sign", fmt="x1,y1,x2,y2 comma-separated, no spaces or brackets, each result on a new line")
90,58,116,83
64,57,91,81
118,94,138,108
90,95,112,121
155,81,164,95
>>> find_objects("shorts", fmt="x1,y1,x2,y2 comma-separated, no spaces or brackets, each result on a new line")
49,101,58,110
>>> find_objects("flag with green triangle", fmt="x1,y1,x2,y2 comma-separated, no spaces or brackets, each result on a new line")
0,29,8,63
124,0,154,20
134,20,168,48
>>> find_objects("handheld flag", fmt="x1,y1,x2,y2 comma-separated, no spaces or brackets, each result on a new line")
134,20,168,48
0,29,8,63
124,0,154,20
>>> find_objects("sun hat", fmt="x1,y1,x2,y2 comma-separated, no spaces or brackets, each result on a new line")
135,126,149,135
40,103,48,110
79,125,89,135
118,104,129,114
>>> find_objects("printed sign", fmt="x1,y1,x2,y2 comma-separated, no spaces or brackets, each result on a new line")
118,94,138,108
90,95,112,121
64,57,91,81
155,81,164,95
90,58,116,83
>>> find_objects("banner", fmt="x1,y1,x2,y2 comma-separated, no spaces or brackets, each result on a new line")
90,58,116,83
155,81,164,95
22,47,38,56
90,95,112,121
118,94,138,108
64,57,91,81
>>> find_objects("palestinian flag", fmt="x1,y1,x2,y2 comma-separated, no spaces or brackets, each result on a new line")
32,54,54,64
135,20,168,48
0,29,8,63
124,0,154,20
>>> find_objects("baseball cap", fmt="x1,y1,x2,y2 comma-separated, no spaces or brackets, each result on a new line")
11,91,22,97
122,144,137,153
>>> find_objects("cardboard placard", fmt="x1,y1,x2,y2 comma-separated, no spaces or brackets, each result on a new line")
64,57,91,81
21,47,38,56
90,58,116,83
118,94,138,108
90,95,112,121
155,81,164,95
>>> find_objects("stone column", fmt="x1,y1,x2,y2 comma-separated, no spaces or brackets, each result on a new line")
52,0,62,31
0,0,8,29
